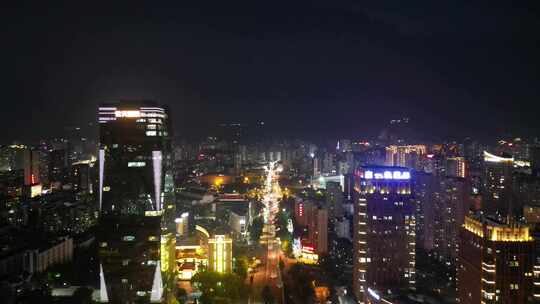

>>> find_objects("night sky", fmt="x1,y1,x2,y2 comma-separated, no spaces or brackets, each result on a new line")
3,1,540,143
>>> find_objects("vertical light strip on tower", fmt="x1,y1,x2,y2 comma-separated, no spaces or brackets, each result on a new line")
152,151,162,211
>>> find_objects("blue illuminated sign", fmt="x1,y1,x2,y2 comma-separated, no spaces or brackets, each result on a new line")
364,170,410,180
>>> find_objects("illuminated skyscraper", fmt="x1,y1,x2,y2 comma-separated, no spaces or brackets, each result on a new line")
385,145,427,170
97,101,176,303
208,235,232,273
483,151,514,217
353,166,415,303
458,215,538,304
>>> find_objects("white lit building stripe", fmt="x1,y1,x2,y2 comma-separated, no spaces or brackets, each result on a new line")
99,149,105,211
150,261,163,302
483,151,514,163
152,151,162,211
99,264,109,302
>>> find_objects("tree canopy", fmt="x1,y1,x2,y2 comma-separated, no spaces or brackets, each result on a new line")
191,270,246,304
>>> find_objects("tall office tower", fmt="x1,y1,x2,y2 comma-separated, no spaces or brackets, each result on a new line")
37,148,50,186
431,177,470,267
208,235,232,273
385,145,427,170
353,166,415,303
446,156,467,178
233,151,242,175
0,145,11,171
458,215,538,304
313,156,321,177
483,151,514,217
71,159,93,193
23,148,40,185
97,101,176,304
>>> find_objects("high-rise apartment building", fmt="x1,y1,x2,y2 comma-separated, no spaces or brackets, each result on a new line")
294,199,328,255
414,172,435,251
308,207,328,255
326,181,344,219
353,166,415,303
458,215,538,303
431,177,470,266
97,101,176,303
446,156,467,178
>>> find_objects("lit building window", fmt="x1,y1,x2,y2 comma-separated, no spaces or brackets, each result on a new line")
128,161,146,167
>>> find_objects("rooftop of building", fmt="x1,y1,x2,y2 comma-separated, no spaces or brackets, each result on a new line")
463,214,533,242
100,100,161,107
0,226,72,259
359,165,410,171
176,235,201,247
216,201,249,216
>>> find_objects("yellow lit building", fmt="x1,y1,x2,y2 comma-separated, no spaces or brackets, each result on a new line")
208,235,232,273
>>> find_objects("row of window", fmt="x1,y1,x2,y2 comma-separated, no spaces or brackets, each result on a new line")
99,235,159,246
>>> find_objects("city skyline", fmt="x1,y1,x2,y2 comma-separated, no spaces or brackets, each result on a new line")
3,2,540,304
